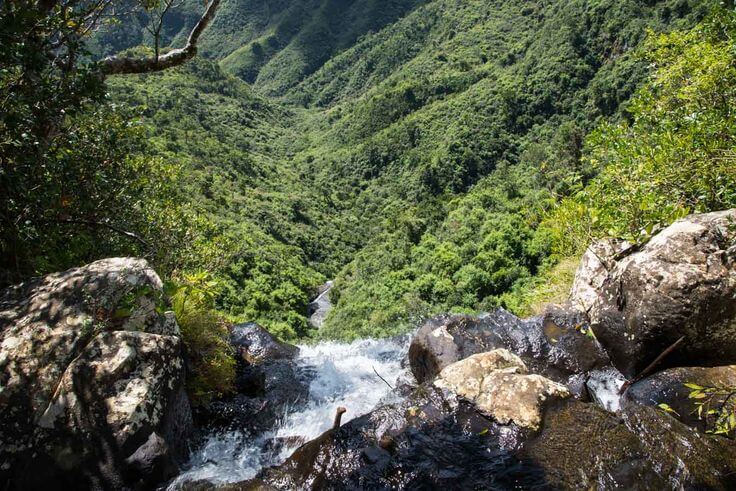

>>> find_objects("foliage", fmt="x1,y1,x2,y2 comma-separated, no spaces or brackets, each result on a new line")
1,0,103,283
107,59,326,340
308,0,709,338
501,257,581,318
0,0,210,286
97,0,714,341
544,8,736,256
685,383,736,438
170,272,235,405
5,0,729,351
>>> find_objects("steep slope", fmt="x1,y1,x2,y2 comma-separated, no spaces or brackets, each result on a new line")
286,0,709,337
90,0,426,95
103,0,712,341
107,59,328,339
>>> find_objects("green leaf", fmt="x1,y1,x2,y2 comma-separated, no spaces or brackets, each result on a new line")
658,403,680,416
684,383,705,390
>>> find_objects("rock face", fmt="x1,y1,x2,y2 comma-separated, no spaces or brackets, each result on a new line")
240,387,736,490
624,365,736,432
196,323,310,434
0,258,191,489
568,238,633,314
570,209,736,377
408,307,609,388
434,350,570,429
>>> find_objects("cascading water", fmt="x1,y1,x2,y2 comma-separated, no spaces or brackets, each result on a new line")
168,336,411,488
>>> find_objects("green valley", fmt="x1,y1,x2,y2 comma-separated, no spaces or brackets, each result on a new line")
3,0,735,344
105,0,725,340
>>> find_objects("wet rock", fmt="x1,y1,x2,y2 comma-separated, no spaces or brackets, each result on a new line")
201,360,310,433
196,324,309,434
585,366,627,412
570,209,736,377
434,350,570,429
251,384,543,490
125,432,178,487
230,374,736,491
521,400,736,489
624,365,736,432
0,257,191,489
230,322,299,364
408,307,608,387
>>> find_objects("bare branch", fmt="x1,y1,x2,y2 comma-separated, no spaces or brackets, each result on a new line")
52,218,150,248
99,0,221,76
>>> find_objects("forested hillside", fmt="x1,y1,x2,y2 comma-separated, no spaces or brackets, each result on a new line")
97,0,720,339
5,0,734,346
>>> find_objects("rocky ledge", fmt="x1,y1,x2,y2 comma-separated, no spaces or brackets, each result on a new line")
2,210,735,490
224,209,736,489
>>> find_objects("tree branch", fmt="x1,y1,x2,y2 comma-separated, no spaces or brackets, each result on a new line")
52,218,150,248
99,0,220,76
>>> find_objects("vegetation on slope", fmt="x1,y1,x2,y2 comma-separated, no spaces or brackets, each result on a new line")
96,0,729,341
300,0,711,338
544,10,736,256
108,57,332,340
5,0,735,367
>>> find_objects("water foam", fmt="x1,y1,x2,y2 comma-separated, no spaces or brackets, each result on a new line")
169,336,410,488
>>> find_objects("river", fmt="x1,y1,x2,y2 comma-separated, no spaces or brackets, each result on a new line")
169,335,411,488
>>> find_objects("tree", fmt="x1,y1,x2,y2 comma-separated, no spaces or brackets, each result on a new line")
0,0,222,285
100,0,221,75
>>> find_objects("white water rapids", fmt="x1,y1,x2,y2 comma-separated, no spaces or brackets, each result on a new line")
168,336,411,488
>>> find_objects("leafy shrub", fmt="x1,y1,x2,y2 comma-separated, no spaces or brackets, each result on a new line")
685,383,736,438
170,272,235,405
544,9,736,256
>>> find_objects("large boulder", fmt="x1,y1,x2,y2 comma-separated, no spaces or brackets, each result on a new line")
230,322,298,364
624,365,736,433
520,400,736,489
433,349,570,429
408,307,609,389
0,258,191,489
195,323,309,434
570,209,736,377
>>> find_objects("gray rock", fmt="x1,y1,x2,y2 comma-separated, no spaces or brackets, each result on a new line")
624,365,736,433
569,238,633,314
408,307,609,388
570,209,736,377
230,322,299,364
0,257,191,489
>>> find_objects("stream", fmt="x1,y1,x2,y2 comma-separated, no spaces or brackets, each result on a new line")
169,335,411,488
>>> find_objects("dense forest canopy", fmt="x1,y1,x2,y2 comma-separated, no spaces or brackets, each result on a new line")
2,0,736,367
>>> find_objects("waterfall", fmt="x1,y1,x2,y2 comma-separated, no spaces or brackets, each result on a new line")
169,335,411,488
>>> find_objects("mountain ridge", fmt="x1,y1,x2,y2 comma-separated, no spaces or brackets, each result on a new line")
98,0,713,339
